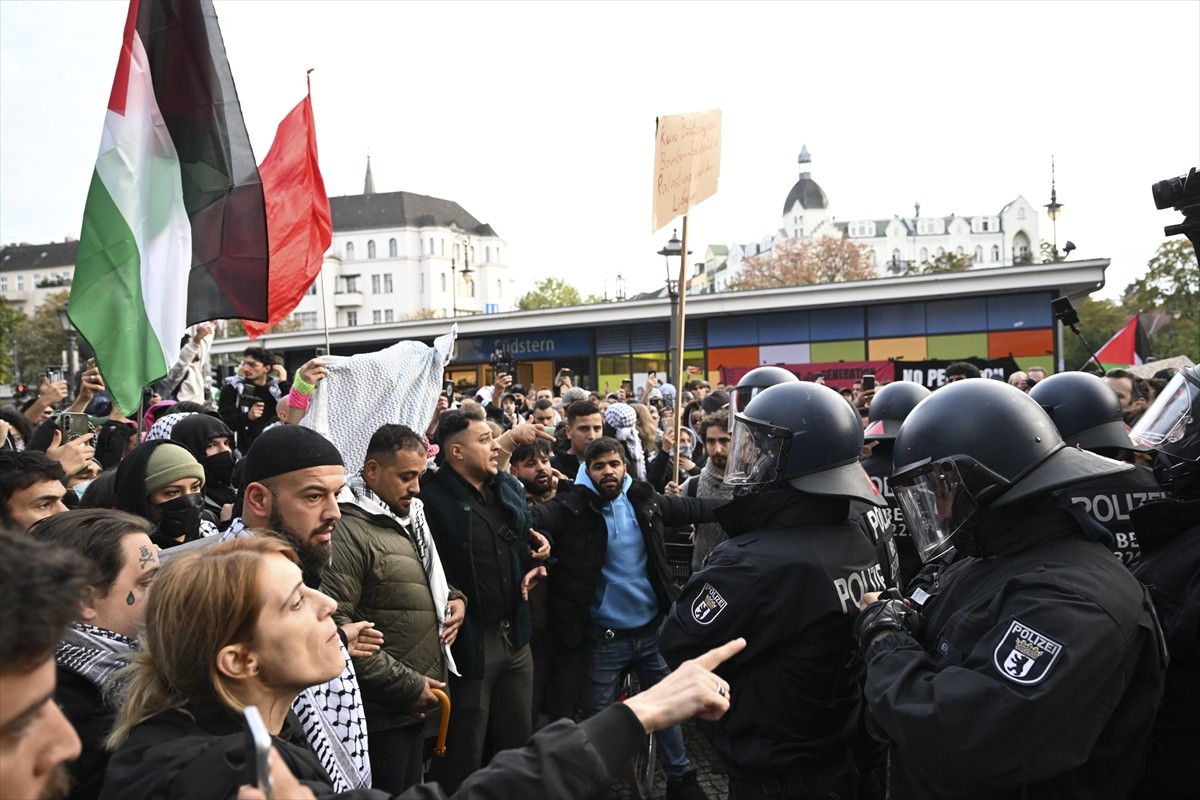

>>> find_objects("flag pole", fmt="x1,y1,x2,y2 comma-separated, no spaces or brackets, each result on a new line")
320,263,332,355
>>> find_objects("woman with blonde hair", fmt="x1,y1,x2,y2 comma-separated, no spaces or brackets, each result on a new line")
101,537,743,799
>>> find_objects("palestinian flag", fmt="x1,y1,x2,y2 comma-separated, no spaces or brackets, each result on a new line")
70,0,268,415
1092,315,1153,371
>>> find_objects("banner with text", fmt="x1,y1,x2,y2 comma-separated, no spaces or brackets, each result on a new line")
652,109,722,232
893,357,1022,388
718,361,895,390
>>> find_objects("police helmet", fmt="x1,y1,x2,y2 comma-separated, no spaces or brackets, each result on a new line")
732,366,799,416
863,381,931,441
891,379,1131,561
725,381,884,506
1028,371,1152,454
1130,364,1200,495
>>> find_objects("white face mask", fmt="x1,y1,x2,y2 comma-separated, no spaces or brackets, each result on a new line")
73,480,93,500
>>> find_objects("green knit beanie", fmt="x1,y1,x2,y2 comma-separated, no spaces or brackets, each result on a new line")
144,442,206,496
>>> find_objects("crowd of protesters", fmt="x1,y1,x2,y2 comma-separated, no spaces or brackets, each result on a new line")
1,325,1196,800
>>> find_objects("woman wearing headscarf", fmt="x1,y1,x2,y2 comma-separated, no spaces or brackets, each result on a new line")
169,413,238,526
113,440,216,548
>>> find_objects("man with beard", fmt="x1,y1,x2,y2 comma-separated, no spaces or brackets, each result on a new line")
322,424,466,793
510,438,578,727
855,379,1166,797
217,425,383,793
672,409,734,571
420,408,549,791
529,437,719,800
0,531,90,800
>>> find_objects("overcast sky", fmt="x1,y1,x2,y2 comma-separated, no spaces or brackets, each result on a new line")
2,0,1197,304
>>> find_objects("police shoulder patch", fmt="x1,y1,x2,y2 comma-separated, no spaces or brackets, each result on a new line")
691,582,728,625
993,618,1064,685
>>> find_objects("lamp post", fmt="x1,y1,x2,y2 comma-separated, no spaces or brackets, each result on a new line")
56,305,78,400
450,234,473,317
658,229,689,383
1044,156,1063,262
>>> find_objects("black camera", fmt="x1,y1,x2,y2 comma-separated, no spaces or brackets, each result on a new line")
1051,296,1080,327
1152,167,1200,246
1152,167,1199,211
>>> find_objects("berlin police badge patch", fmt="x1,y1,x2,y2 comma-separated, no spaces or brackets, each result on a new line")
993,619,1063,685
691,583,728,625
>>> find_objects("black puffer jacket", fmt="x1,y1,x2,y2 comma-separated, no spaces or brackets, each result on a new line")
530,478,718,649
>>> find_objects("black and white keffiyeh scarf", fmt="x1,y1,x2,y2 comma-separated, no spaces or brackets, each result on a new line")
220,519,372,792
55,622,136,689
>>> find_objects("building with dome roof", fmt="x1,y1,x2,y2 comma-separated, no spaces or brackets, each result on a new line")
697,145,1040,291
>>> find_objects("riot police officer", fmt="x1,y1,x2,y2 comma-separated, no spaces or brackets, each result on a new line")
861,380,931,585
1029,370,1165,565
1128,364,1200,798
659,381,887,799
855,379,1166,798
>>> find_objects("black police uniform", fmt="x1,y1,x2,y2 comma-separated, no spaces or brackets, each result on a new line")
1130,498,1200,799
862,442,919,586
863,509,1165,799
659,490,886,797
1053,465,1166,566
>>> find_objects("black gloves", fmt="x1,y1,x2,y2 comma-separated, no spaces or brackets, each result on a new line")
854,597,921,655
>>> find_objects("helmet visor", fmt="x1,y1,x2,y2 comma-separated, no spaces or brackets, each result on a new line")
893,460,980,562
1129,371,1200,461
724,417,788,486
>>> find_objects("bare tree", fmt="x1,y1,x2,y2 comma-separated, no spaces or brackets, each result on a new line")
731,235,875,290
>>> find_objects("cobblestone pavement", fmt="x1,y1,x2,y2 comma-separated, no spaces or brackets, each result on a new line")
605,719,727,800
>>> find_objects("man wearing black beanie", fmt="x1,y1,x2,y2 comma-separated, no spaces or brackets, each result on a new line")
217,424,382,793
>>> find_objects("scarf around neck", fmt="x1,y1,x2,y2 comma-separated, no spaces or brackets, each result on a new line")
347,473,459,676
55,622,136,690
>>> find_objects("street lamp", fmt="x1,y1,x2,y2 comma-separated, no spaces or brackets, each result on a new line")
56,305,78,400
450,235,473,317
1044,156,1063,261
657,229,691,382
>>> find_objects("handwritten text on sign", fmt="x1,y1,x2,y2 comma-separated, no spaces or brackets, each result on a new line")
652,109,722,232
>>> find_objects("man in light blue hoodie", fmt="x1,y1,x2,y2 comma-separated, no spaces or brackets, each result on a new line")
530,437,722,800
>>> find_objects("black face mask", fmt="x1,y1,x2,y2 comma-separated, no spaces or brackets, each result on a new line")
205,450,236,486
155,492,205,541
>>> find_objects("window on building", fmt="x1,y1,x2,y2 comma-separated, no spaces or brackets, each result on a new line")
919,247,929,262
440,240,444,257
1017,208,1026,220
371,274,381,294
869,250,878,268
33,273,41,284
849,221,874,238
0,276,7,292
1016,244,1030,260
440,273,447,292
454,244,459,261
991,245,1001,262
345,276,358,293
294,311,318,329
936,247,945,257
347,311,358,327
389,238,397,258
367,240,376,259
16,275,24,290
497,248,501,262
470,280,476,298
306,282,318,296
384,309,394,322
917,218,946,236
956,246,964,255
974,246,984,262
485,246,491,263
383,274,393,293
891,249,901,265
496,279,502,297
372,310,382,324
346,242,355,260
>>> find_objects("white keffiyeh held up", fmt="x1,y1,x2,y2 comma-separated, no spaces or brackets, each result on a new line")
302,330,456,471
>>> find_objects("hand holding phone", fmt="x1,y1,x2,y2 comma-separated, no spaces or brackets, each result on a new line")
862,373,876,391
243,706,273,800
